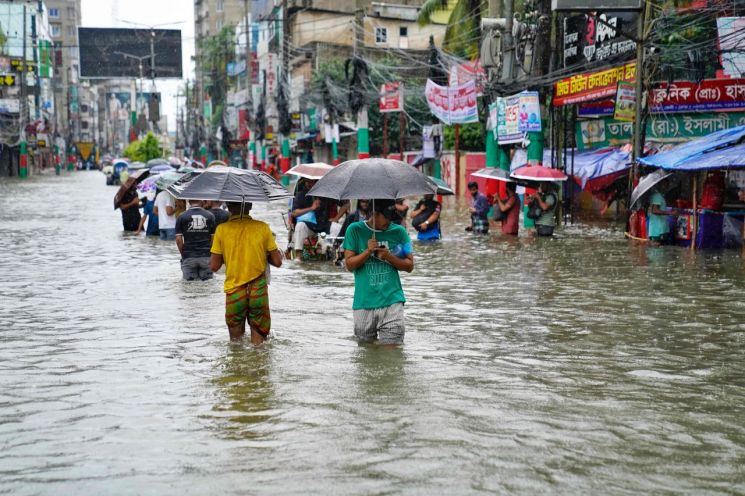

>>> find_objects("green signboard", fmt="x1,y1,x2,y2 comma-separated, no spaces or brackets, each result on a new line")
577,112,745,150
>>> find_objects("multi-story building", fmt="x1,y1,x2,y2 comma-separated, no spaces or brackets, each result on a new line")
47,0,81,139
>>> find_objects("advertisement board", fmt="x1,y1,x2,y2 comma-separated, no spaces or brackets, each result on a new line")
613,81,636,121
79,28,182,79
563,12,637,68
379,82,404,112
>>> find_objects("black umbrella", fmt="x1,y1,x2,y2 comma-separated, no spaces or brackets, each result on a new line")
167,165,291,203
307,158,438,200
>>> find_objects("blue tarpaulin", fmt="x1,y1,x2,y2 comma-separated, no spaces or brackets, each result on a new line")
638,125,745,171
510,147,630,187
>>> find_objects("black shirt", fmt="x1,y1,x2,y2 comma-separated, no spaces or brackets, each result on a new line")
209,207,230,226
120,189,141,232
294,192,331,233
175,207,216,259
412,199,441,230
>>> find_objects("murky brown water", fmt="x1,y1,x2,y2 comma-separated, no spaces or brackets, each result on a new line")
2,171,745,495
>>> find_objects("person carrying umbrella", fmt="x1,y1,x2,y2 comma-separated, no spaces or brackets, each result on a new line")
343,199,414,346
527,183,558,237
307,158,435,346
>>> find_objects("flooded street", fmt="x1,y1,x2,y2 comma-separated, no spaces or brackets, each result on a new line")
2,171,745,494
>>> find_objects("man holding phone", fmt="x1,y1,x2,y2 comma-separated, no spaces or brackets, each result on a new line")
343,199,414,346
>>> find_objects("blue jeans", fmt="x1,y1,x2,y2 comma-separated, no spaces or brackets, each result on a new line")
159,228,176,240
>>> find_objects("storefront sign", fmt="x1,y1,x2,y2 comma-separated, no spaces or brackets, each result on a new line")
379,82,404,112
650,78,745,113
578,112,745,149
578,99,615,117
613,81,636,121
563,13,637,67
553,62,636,106
425,79,479,125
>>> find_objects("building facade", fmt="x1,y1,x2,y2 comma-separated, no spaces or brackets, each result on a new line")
46,0,81,140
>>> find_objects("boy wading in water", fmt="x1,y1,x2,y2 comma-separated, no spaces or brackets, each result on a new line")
210,202,283,344
343,199,414,346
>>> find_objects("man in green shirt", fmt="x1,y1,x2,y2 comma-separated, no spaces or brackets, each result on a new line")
343,199,414,346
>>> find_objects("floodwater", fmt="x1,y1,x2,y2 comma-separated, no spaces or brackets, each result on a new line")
2,171,745,495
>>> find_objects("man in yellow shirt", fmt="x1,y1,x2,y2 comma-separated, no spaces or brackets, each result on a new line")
210,202,283,344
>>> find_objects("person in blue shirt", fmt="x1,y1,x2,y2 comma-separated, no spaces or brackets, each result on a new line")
135,191,159,237
647,188,679,244
466,181,490,234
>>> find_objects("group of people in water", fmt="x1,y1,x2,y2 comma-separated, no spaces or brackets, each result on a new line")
113,172,561,347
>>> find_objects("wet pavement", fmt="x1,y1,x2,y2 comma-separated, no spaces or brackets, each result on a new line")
1,170,745,495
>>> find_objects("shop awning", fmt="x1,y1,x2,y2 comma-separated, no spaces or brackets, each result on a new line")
638,125,745,171
511,147,631,187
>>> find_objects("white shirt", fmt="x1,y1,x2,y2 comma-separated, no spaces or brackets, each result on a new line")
154,191,177,229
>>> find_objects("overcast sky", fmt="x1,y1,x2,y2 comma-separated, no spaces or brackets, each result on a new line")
81,0,195,131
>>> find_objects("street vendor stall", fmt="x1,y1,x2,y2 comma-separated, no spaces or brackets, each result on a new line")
636,125,745,249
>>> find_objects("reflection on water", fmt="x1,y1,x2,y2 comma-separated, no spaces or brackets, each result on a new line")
211,345,274,439
1,172,745,494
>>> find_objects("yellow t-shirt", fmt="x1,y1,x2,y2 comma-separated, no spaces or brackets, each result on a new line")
210,216,278,293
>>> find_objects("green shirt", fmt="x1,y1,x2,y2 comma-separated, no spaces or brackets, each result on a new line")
343,221,413,310
536,192,557,227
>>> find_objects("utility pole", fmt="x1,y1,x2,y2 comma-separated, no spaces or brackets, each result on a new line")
632,1,648,166
19,5,28,178
244,0,255,168
354,0,369,160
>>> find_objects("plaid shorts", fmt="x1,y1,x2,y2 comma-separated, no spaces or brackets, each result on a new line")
471,215,489,234
225,274,271,336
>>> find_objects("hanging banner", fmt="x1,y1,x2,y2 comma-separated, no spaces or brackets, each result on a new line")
379,82,404,112
425,79,479,125
448,61,486,95
649,78,745,113
518,91,542,132
553,62,636,106
613,81,636,121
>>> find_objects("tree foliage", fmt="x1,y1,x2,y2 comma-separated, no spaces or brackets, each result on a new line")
199,26,235,130
443,122,485,151
123,132,162,162
417,0,485,59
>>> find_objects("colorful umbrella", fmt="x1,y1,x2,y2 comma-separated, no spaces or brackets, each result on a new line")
511,165,568,182
286,162,334,180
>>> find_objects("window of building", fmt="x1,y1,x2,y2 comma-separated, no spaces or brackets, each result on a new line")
67,7,75,19
375,26,387,45
51,24,61,37
216,19,223,30
81,121,89,129
49,8,59,18
216,0,224,12
399,26,408,37
67,26,75,37
80,104,89,114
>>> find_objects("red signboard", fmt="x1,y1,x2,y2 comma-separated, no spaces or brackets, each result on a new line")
553,62,636,106
649,78,745,113
379,82,403,112
238,109,250,141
